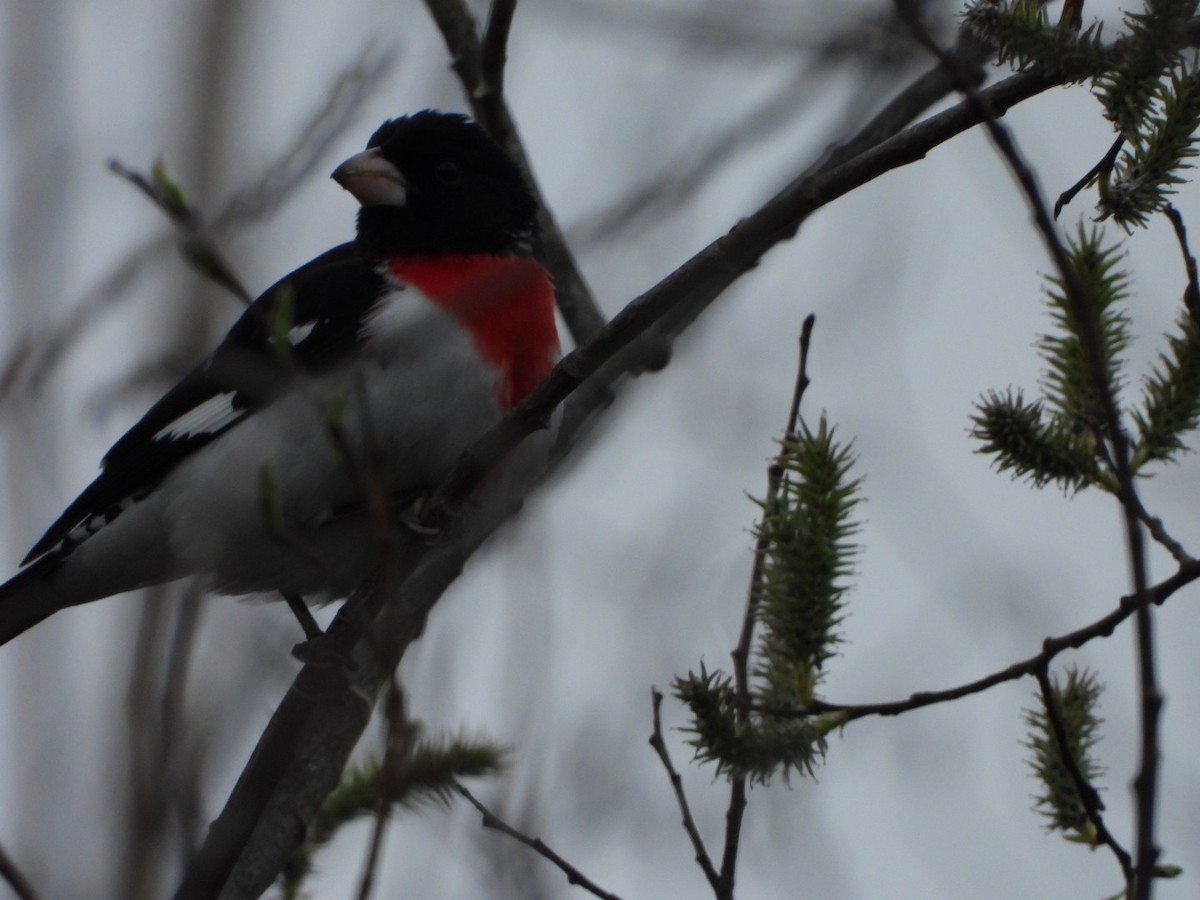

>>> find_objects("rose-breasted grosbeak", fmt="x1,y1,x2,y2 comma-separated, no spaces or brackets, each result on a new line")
0,110,559,646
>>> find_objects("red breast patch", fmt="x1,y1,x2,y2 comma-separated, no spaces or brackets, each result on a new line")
388,255,559,409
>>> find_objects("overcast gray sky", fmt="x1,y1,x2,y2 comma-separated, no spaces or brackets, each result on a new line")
1,1,1198,898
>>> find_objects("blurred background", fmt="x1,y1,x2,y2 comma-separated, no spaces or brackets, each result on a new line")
2,0,1199,897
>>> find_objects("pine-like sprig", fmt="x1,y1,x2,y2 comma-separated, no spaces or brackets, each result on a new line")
674,414,862,784
971,228,1130,492
1102,66,1200,227
1023,667,1105,839
279,736,504,898
1133,310,1200,467
674,666,834,784
963,0,1106,79
1095,0,1198,139
1038,227,1132,426
753,417,861,707
970,389,1102,490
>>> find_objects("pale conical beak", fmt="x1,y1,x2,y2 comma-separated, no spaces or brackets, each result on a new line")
331,148,407,207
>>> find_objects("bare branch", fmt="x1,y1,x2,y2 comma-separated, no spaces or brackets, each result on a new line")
0,841,42,900
760,557,1200,723
648,688,721,894
480,0,518,100
454,781,623,900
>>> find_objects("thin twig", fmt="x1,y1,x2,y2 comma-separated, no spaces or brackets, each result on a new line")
1054,135,1124,219
107,158,253,305
282,593,323,641
1165,203,1200,320
454,781,623,900
648,689,721,894
1125,488,1194,566
715,780,743,900
897,7,1163,895
356,681,413,900
759,557,1200,724
719,314,816,900
355,797,390,900
1033,665,1134,884
787,315,817,437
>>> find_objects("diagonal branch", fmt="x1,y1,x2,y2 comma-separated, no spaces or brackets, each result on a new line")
107,158,252,306
759,556,1200,724
455,780,623,900
423,0,607,347
649,688,720,894
0,841,42,900
480,0,518,99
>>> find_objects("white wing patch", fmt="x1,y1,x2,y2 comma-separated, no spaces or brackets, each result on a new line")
153,392,243,441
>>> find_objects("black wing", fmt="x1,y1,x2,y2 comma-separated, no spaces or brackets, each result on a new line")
23,242,390,563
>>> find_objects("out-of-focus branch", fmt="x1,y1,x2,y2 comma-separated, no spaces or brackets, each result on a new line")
423,0,608,348
480,0,518,99
108,158,253,305
0,42,395,405
455,781,623,900
0,841,42,900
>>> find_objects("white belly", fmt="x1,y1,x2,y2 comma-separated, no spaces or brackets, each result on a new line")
161,305,501,598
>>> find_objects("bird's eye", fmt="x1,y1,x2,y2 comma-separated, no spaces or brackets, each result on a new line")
435,160,462,184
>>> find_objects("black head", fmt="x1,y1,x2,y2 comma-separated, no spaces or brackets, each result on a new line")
332,111,539,257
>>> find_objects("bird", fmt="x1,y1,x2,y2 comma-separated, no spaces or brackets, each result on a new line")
0,110,560,647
